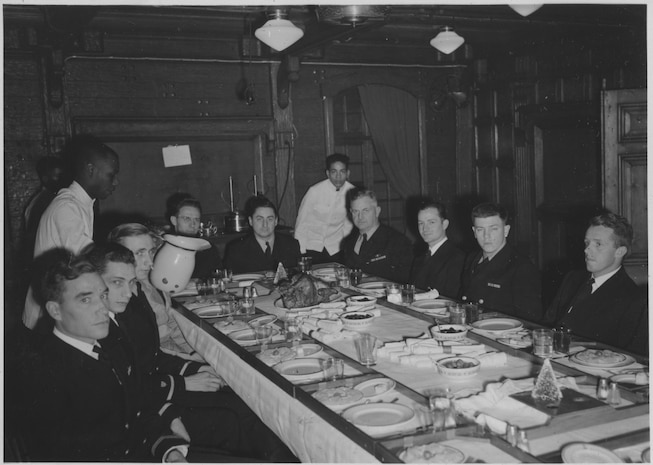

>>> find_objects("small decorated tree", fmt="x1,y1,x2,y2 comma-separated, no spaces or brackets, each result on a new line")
531,358,563,405
273,262,288,284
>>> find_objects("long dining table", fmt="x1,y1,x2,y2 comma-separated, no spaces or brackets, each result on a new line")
171,266,650,463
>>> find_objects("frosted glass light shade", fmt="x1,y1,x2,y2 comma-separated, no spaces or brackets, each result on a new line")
430,27,465,55
509,4,543,17
255,18,304,52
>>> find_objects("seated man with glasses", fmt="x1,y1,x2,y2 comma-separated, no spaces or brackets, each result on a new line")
167,193,222,278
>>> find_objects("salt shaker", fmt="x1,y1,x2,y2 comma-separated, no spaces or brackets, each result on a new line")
516,430,531,453
597,378,609,400
506,424,519,446
607,382,621,406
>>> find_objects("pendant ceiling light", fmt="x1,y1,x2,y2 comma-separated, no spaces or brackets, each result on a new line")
255,9,304,52
509,4,543,17
430,27,465,55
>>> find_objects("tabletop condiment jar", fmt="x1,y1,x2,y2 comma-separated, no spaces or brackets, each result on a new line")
597,378,609,400
516,430,531,453
607,382,621,406
506,424,519,446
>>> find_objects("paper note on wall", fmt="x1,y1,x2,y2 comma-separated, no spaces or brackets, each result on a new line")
162,145,192,167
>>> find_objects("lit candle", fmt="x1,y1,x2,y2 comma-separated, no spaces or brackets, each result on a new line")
229,176,234,212
254,174,257,195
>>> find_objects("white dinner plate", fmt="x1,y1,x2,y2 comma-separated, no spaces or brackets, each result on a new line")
194,305,228,318
356,281,394,290
354,378,396,400
408,299,450,314
213,319,249,334
399,444,466,464
274,291,344,311
311,268,338,281
257,347,297,366
248,315,278,327
274,358,324,382
569,350,635,368
471,318,523,333
233,273,265,282
312,387,364,411
294,343,322,357
228,328,280,347
561,443,623,463
341,403,415,437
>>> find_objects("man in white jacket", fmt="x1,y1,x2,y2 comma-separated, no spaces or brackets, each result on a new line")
294,153,355,264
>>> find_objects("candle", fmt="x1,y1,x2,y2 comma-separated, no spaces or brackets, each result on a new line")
254,174,257,196
229,176,234,212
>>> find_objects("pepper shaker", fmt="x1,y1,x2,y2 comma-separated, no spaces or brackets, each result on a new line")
607,382,621,406
597,378,609,400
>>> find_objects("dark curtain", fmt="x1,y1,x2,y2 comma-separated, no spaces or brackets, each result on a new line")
358,84,420,199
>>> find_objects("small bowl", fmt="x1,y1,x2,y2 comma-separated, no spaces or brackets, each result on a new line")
340,310,375,330
436,356,480,379
430,324,468,342
346,295,378,307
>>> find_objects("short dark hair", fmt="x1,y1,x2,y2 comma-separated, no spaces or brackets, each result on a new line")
81,242,136,275
64,134,117,178
31,248,98,307
108,223,154,244
166,192,202,219
326,153,350,171
589,213,633,250
35,156,65,178
348,187,377,204
417,199,448,221
245,195,278,218
471,202,509,224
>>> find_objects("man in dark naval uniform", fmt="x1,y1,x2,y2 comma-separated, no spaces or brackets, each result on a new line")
460,202,542,321
410,199,465,298
342,188,413,283
543,213,647,355
224,195,301,273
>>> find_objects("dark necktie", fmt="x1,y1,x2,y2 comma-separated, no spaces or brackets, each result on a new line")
265,241,271,258
567,277,595,313
93,344,110,365
355,233,367,255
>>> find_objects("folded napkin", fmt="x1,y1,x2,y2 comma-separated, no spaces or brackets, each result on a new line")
455,377,580,433
302,321,358,344
414,289,440,301
476,351,508,368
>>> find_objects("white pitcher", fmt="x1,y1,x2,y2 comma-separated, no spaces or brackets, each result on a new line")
151,234,211,293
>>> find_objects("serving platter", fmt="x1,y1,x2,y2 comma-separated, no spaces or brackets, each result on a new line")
569,349,635,368
273,291,344,312
228,328,280,346
232,273,265,282
354,378,396,400
561,443,622,463
274,357,324,382
341,403,415,437
471,318,523,333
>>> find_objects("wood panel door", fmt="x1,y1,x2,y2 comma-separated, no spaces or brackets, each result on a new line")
602,89,647,285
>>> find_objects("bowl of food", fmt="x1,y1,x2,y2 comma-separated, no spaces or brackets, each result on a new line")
340,310,375,330
345,295,378,307
436,356,480,379
430,324,468,342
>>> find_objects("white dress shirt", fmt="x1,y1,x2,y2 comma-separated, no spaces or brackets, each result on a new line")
592,266,621,293
53,327,98,360
34,180,95,256
428,237,448,256
294,178,355,255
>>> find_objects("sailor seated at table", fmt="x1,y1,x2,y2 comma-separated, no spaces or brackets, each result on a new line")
223,195,301,274
108,223,200,359
81,242,298,462
542,212,648,355
20,248,202,462
460,202,543,322
167,193,222,278
341,188,413,283
409,199,465,298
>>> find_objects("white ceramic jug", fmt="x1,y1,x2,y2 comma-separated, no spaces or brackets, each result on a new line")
151,234,211,293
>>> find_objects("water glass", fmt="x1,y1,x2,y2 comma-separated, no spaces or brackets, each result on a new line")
401,284,415,304
196,279,210,296
354,332,377,366
335,266,351,288
240,297,255,316
553,328,572,354
284,316,302,344
255,325,274,352
298,256,313,273
428,393,456,432
533,328,554,357
386,284,402,304
208,277,224,295
320,357,344,382
464,303,480,323
449,304,466,325
218,269,233,282
350,268,363,286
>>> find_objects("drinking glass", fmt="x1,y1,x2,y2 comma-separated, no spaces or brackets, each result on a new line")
320,357,344,382
218,269,233,282
255,325,274,353
464,303,480,323
298,256,313,273
449,304,466,325
429,390,456,432
284,316,302,345
335,266,351,288
386,284,402,304
208,277,223,295
553,328,572,354
401,284,415,304
196,278,210,296
350,268,363,286
354,333,377,366
240,297,255,316
533,329,554,357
